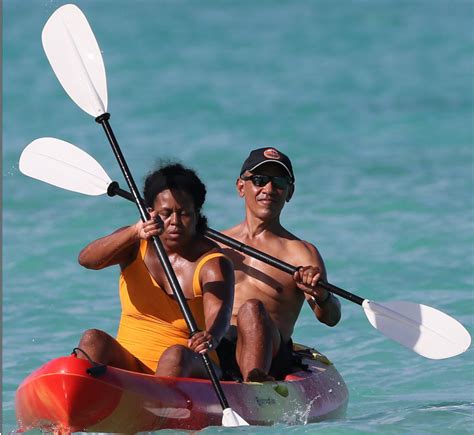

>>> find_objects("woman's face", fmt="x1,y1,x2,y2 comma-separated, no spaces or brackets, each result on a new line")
153,188,198,249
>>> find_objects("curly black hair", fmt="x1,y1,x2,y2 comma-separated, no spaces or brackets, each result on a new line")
143,162,208,234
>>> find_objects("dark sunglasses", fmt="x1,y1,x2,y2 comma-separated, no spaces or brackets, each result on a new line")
240,174,293,189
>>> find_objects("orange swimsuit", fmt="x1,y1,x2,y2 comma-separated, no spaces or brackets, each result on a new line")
116,240,224,372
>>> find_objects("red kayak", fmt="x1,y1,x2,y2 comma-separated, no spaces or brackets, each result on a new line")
15,344,348,432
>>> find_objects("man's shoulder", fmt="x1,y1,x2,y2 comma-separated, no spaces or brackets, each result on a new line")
280,235,318,258
265,228,321,267
221,223,320,262
222,223,244,238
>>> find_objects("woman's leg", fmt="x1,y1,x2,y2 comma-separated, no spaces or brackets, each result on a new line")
156,344,222,379
77,328,152,374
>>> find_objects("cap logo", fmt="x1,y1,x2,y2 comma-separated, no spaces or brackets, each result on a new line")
263,148,281,160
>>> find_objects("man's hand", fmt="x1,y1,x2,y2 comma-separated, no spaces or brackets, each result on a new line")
293,266,329,303
188,331,216,355
134,209,164,240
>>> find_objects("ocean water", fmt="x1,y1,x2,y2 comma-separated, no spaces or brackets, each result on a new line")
2,0,473,433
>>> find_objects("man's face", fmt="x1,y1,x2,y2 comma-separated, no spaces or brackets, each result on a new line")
237,162,294,219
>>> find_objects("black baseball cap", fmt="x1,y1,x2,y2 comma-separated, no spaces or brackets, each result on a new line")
240,147,295,181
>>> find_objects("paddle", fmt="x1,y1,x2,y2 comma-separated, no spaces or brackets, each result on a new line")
41,4,247,427
19,138,472,360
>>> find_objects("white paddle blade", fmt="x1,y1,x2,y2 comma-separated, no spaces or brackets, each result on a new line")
19,138,112,196
222,407,249,427
42,4,108,117
363,300,471,359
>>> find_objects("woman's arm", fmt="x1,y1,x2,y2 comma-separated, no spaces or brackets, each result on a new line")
78,225,141,270
79,211,164,270
188,255,235,353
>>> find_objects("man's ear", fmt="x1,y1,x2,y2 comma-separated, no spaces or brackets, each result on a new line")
236,177,245,197
286,183,295,202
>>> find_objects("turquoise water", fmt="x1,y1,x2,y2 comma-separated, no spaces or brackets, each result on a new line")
3,0,473,433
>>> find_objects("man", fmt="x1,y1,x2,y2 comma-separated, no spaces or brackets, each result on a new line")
217,147,341,382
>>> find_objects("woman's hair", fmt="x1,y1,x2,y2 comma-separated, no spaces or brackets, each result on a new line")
143,162,208,234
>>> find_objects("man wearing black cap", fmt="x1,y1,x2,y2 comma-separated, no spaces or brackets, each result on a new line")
217,147,341,382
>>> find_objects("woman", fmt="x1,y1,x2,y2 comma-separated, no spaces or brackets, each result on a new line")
76,163,234,378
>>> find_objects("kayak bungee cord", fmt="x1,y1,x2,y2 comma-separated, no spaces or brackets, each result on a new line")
71,347,107,376
71,347,96,364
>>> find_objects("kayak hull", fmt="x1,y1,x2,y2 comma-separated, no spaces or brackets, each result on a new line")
15,345,348,432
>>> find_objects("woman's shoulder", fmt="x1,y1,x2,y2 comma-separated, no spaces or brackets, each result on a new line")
194,234,224,256
191,238,234,296
193,237,233,272
198,240,230,264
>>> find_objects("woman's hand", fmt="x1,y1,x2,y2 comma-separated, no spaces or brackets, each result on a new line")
188,331,216,355
135,209,164,240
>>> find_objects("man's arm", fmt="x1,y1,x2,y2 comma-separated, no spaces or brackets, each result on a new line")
293,242,341,327
306,287,341,327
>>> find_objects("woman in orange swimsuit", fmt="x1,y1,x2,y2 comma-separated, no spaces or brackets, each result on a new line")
76,163,234,378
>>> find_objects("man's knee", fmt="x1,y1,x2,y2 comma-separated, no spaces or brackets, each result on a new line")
237,298,268,324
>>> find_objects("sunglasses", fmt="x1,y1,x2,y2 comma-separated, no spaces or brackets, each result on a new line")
240,174,293,189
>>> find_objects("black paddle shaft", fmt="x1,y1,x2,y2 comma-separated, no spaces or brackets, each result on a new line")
108,185,365,306
95,113,230,410
205,229,365,306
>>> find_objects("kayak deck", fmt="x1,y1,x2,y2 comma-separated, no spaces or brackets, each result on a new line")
15,344,348,432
